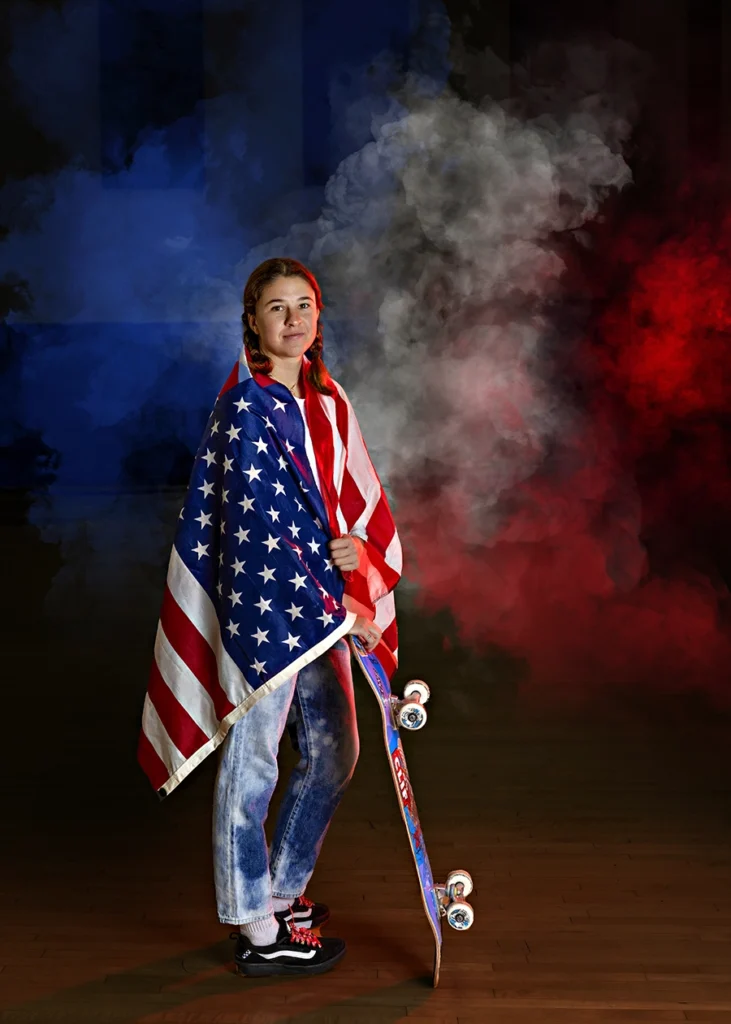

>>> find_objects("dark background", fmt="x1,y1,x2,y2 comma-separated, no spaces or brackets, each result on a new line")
1,0,731,988
2,0,731,801
2,1,731,1020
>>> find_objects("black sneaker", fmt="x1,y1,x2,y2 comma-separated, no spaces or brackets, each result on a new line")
232,919,345,977
274,895,330,930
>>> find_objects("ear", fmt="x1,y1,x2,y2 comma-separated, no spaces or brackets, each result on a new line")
247,313,258,334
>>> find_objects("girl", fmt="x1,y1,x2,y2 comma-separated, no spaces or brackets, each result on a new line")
138,257,401,977
137,253,403,974
217,258,401,976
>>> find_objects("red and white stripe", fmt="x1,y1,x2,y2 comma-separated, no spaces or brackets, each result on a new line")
304,379,402,675
138,548,247,794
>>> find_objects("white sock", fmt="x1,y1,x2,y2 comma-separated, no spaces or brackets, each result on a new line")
239,915,279,947
271,896,294,912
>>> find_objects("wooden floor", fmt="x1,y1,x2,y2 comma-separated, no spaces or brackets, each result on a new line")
3,499,731,1023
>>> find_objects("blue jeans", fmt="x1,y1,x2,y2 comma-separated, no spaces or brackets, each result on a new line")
213,638,359,925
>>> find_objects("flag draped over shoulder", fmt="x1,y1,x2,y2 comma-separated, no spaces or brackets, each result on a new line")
138,353,402,797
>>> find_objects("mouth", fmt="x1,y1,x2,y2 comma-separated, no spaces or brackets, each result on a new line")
282,333,305,340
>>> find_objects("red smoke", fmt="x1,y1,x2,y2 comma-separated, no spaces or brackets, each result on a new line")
600,219,731,433
399,191,731,709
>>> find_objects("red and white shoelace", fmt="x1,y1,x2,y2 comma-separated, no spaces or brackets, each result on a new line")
288,922,322,948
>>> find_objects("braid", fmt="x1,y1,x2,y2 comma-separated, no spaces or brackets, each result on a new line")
304,328,336,396
241,313,272,375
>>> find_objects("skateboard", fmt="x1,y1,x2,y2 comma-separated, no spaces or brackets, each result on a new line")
349,637,474,987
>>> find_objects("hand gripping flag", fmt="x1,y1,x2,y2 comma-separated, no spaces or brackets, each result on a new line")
138,353,402,797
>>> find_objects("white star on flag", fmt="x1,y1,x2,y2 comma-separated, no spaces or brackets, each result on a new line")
221,488,229,504
192,541,209,559
273,398,287,412
253,437,268,454
229,590,242,606
263,535,280,552
252,628,269,645
239,496,255,513
195,512,213,528
199,480,215,498
226,425,242,442
231,558,246,576
266,507,281,522
234,526,250,544
223,456,233,473
277,454,288,471
258,565,276,583
226,621,240,637
210,419,219,434
252,659,266,674
264,417,274,430
284,440,294,453
202,449,217,466
318,611,334,627
286,603,303,620
307,539,320,554
234,397,251,413
289,573,307,591
283,633,301,651
255,597,272,614
244,464,262,482
273,481,286,496
288,522,301,538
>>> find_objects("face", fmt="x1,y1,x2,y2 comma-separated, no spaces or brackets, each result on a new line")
247,276,319,362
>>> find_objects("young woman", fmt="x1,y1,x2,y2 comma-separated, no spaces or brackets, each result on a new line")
215,257,402,976
137,257,401,976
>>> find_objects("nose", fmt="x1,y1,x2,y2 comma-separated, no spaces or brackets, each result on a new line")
285,311,302,327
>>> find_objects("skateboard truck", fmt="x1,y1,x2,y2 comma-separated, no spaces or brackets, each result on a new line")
391,679,430,731
434,870,475,931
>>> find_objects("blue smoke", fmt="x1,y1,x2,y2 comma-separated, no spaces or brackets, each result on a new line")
1,0,450,612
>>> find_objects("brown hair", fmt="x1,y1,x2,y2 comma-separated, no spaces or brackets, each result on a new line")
242,257,335,396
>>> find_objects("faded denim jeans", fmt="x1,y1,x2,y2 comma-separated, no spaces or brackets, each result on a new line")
213,638,359,925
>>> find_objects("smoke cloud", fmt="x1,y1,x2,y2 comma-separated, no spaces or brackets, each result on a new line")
5,2,729,709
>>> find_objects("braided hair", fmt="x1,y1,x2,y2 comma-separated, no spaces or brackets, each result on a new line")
241,257,335,396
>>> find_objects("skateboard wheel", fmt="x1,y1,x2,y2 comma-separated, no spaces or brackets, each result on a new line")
403,680,430,704
398,701,427,730
446,869,473,899
446,899,474,931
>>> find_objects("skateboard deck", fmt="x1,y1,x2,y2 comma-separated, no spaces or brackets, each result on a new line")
350,637,444,986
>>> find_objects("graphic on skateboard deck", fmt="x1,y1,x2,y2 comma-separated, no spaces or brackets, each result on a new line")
349,637,474,987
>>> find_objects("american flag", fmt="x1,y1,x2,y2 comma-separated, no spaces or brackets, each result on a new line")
138,352,402,797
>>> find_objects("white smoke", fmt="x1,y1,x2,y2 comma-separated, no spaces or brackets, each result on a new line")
243,56,633,552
